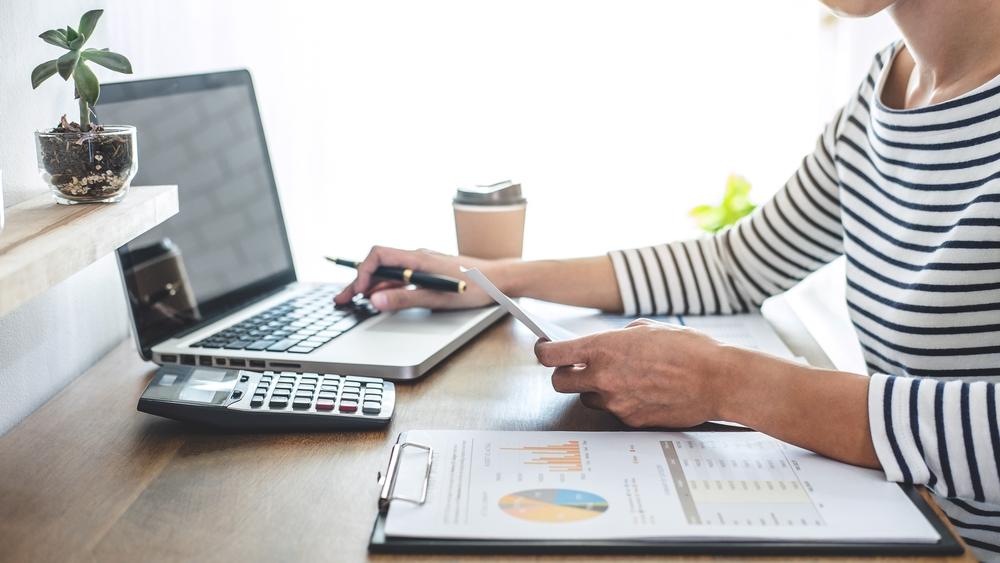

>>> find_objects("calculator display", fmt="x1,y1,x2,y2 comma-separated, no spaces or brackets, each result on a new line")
178,370,236,404
146,368,236,405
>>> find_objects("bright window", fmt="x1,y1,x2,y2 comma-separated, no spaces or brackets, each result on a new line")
244,1,897,280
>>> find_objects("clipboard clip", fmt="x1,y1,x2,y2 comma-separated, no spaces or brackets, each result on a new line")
378,441,433,513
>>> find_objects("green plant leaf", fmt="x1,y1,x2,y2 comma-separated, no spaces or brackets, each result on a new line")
82,49,133,74
69,35,85,50
689,175,756,233
56,49,80,80
78,9,103,39
65,26,79,41
39,29,70,49
30,59,59,88
73,61,100,106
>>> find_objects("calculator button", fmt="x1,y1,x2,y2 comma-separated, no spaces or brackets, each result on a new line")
365,382,384,389
251,395,265,408
301,377,318,383
271,390,291,399
255,387,269,395
362,401,381,414
298,384,316,391
316,399,335,411
341,392,360,401
239,374,250,383
269,397,289,408
318,391,337,400
231,390,243,400
364,388,382,396
292,398,312,410
274,383,293,390
339,401,358,413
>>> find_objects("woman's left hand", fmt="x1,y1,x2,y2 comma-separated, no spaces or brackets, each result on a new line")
533,318,744,428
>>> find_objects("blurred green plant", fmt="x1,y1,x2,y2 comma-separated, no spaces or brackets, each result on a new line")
30,9,133,132
689,175,756,233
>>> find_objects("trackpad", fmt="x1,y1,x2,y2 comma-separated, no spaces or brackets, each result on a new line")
364,308,486,335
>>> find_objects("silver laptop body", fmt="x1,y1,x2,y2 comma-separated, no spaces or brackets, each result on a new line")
104,70,503,380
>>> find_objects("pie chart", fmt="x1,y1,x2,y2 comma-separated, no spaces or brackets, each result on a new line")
498,489,609,523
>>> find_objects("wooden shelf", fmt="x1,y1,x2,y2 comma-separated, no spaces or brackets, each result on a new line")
0,185,178,317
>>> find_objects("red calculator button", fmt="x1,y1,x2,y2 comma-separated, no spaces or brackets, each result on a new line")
339,401,358,413
315,399,335,411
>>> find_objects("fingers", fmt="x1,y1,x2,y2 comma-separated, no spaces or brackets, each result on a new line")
366,280,406,297
369,287,455,311
550,365,596,394
333,246,431,304
534,334,600,367
334,281,360,305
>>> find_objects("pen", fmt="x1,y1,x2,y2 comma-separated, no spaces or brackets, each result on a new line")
325,257,467,293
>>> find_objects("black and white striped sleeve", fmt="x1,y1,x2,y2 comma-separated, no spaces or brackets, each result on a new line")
869,374,1000,504
608,109,848,316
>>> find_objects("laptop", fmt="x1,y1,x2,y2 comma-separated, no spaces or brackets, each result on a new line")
100,70,504,380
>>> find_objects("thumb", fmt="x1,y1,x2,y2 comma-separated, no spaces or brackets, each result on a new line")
534,335,596,367
369,287,453,311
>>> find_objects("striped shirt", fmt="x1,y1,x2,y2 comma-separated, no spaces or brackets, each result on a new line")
608,42,1000,559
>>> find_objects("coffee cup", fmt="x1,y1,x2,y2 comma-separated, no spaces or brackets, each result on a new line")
453,180,526,259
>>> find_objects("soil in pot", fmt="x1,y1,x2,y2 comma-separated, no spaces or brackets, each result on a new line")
38,117,134,201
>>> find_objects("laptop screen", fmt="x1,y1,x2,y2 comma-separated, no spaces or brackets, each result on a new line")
103,71,296,357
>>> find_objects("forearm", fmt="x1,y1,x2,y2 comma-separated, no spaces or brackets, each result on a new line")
496,256,624,313
717,347,880,469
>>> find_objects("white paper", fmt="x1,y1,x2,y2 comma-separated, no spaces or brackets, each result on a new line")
783,258,868,374
517,299,797,361
461,267,577,341
385,430,939,544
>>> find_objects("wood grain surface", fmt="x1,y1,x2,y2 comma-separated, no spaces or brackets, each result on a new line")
0,185,178,316
0,317,973,563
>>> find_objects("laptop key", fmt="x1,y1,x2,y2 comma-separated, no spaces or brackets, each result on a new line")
330,317,359,332
266,339,300,352
288,346,315,354
245,339,276,351
224,340,252,349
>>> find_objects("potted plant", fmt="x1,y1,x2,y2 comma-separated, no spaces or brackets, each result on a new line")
31,9,136,204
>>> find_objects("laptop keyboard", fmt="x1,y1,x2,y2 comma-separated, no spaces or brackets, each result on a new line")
188,286,379,354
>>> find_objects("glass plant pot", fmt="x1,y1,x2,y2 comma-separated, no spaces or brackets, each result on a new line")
35,125,138,204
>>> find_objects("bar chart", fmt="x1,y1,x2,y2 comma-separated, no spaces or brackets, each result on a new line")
501,440,585,473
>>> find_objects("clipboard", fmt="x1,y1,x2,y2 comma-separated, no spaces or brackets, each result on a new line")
368,435,964,557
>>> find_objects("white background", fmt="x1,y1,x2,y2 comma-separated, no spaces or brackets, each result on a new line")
0,0,896,434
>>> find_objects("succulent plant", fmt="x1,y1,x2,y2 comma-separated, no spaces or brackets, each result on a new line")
30,9,133,131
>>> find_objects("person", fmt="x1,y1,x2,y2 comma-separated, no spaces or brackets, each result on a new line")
335,0,1000,557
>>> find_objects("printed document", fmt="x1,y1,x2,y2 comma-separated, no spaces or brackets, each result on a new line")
385,430,939,543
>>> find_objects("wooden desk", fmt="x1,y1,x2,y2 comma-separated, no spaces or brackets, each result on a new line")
0,316,972,562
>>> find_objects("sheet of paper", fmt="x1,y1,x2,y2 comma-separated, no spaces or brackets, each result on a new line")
518,299,797,360
782,258,868,374
462,268,577,341
385,430,939,543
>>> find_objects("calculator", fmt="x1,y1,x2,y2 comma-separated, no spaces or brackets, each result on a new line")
138,366,394,430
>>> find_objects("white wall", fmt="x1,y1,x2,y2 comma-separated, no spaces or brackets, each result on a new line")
0,0,897,435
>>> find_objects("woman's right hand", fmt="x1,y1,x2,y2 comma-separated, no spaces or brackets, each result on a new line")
333,246,507,312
